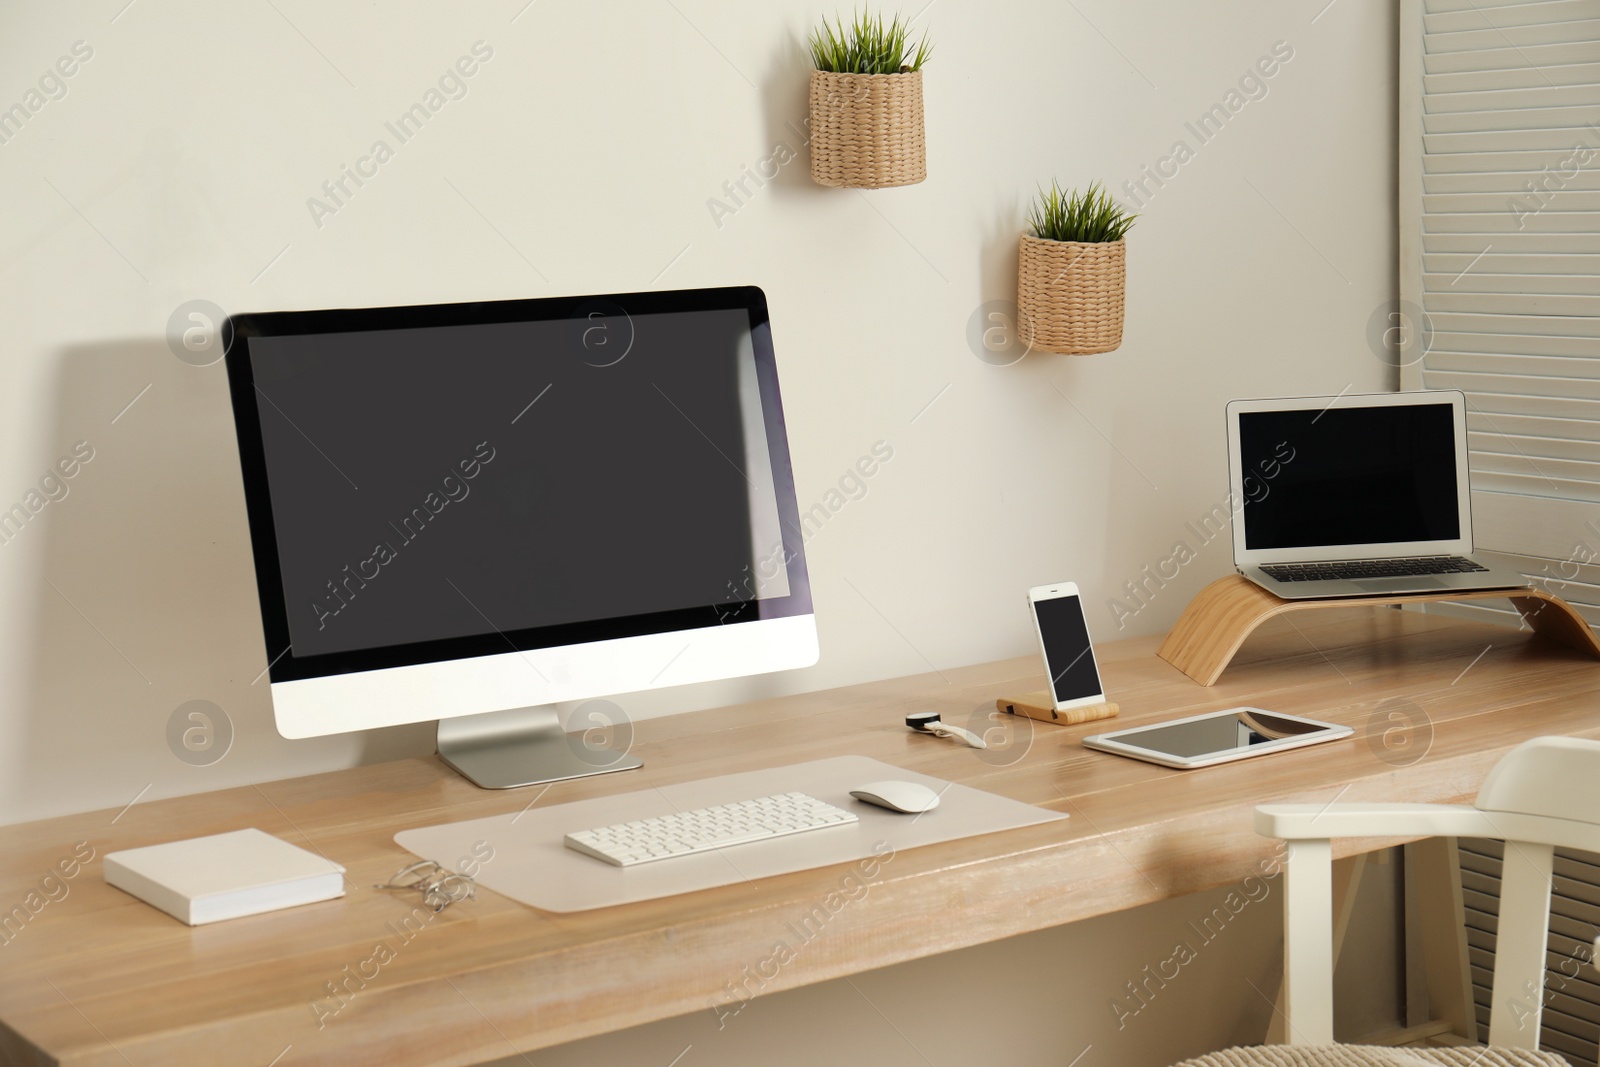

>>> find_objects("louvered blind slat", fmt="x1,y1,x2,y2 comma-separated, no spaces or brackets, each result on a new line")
1425,273,1600,295
1425,39,1600,73
1427,1,1600,31
1429,331,1600,356
1466,408,1600,439
1427,62,1600,93
1428,83,1600,111
1424,254,1600,276
1424,232,1600,251
1427,292,1600,313
1426,149,1599,173
1426,192,1600,211
1425,313,1599,338
1426,172,1600,193
1426,105,1600,134
1428,0,1599,15
1471,434,1600,465
1429,368,1600,397
1426,129,1600,156
1403,0,1600,638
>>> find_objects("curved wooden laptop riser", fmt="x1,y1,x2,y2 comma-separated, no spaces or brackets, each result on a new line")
1157,575,1600,687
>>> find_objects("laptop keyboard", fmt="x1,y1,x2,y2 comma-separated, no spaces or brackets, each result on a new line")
1260,556,1489,582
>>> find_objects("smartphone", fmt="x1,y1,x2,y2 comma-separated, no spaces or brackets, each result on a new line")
1027,583,1107,711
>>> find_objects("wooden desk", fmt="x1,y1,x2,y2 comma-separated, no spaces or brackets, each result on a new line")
3,609,1598,1066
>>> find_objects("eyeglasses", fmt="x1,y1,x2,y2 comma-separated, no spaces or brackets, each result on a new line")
374,859,477,913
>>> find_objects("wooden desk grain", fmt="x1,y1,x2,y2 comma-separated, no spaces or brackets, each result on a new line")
2,609,1597,1067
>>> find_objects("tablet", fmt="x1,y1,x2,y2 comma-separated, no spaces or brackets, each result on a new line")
1081,707,1352,769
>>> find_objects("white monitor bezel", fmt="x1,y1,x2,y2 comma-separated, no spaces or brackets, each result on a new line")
1227,389,1474,567
225,286,817,741
270,614,817,738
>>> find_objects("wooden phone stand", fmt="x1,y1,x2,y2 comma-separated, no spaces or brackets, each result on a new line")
1157,575,1600,687
996,692,1118,726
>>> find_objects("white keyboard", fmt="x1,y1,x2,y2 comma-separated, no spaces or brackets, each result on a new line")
563,791,859,867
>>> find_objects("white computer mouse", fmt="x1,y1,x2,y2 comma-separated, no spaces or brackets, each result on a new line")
849,780,941,814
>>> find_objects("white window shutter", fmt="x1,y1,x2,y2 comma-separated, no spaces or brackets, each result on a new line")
1400,0,1600,622
1459,839,1600,1064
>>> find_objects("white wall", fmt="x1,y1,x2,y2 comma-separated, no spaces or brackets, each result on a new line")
0,1,1399,1063
0,0,1395,825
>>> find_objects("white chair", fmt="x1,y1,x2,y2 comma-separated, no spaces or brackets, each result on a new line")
1173,736,1600,1067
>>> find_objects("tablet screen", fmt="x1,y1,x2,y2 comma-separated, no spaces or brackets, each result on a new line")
1097,709,1333,760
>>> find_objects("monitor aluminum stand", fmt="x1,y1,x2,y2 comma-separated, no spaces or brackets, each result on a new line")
435,705,642,790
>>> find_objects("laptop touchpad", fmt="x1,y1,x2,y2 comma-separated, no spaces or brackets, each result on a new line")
1354,577,1448,593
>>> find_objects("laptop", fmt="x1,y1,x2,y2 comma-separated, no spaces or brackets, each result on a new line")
1226,390,1529,600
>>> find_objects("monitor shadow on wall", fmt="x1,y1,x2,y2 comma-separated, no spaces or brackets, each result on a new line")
8,338,435,823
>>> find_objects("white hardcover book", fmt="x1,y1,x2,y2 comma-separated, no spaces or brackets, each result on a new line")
104,828,345,926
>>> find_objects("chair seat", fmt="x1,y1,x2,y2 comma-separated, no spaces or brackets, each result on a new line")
1173,1046,1569,1067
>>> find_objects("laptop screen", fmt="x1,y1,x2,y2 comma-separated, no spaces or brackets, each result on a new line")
1239,402,1461,551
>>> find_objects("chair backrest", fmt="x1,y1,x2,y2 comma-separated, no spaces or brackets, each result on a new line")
1478,736,1600,824
1472,736,1600,1052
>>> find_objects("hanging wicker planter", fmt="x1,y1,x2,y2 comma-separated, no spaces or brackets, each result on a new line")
1016,235,1127,355
808,69,926,189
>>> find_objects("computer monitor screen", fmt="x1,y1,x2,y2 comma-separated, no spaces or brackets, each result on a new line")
226,287,816,744
1238,401,1461,551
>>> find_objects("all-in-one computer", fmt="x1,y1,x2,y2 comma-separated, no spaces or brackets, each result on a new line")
225,286,817,789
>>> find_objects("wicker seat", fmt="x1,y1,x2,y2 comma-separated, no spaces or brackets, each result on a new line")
1174,1044,1568,1066
1168,737,1600,1067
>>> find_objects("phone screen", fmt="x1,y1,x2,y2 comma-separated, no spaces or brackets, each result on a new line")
1033,594,1103,704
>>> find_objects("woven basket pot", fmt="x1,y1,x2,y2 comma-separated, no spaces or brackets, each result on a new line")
1016,235,1126,355
808,69,926,189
